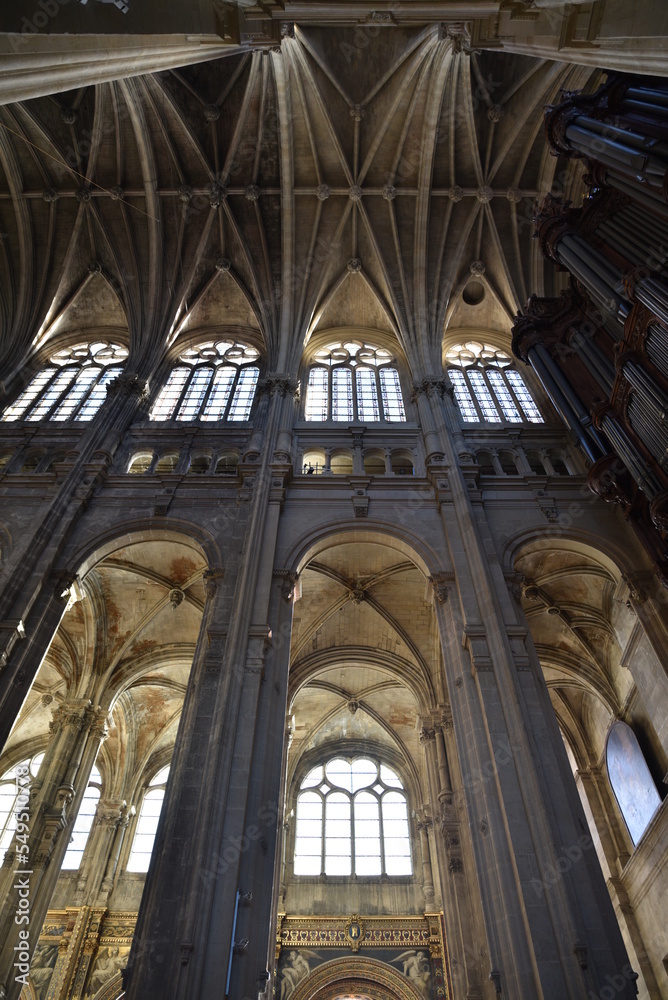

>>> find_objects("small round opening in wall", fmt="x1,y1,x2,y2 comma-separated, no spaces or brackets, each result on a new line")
462,281,485,305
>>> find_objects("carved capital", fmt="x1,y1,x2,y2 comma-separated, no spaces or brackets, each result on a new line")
411,377,449,403
260,373,300,398
105,372,148,400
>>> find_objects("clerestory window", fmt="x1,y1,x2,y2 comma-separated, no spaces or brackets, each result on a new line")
127,766,169,873
304,341,406,423
150,341,260,422
62,765,101,870
293,756,412,877
1,342,128,423
446,341,543,425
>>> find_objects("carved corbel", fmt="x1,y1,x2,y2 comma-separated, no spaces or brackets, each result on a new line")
203,568,224,599
274,570,299,602
429,572,454,605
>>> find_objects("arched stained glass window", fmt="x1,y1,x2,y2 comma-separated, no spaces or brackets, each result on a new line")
446,342,543,425
0,753,44,857
1,343,128,423
62,765,102,870
304,342,406,423
127,766,170,873
150,342,260,422
606,721,661,846
293,756,412,877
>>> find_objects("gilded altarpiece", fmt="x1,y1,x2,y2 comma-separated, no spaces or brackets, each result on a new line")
19,910,135,1000
275,913,451,1000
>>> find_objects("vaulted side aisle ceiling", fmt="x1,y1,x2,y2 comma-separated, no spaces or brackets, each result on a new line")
0,28,596,376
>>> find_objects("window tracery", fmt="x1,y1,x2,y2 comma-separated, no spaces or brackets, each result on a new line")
1,342,128,423
446,342,543,425
62,765,101,870
305,342,406,423
293,756,412,877
150,341,260,422
127,765,170,873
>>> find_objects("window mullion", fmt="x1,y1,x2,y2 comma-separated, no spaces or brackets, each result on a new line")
379,792,386,875
224,368,241,421
327,370,333,421
466,372,484,421
29,368,77,421
351,792,356,876
351,369,358,422
321,792,326,875
200,363,221,417
483,368,504,424
505,370,528,413
70,368,102,419
173,368,194,422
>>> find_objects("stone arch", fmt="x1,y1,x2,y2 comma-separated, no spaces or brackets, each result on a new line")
290,955,426,1000
286,524,439,581
63,521,220,580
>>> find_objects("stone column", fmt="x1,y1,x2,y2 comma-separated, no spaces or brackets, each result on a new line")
422,384,636,999
124,387,292,1000
419,714,484,999
417,820,435,902
0,702,108,1000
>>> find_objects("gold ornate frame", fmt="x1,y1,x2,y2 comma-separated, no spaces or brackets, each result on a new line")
290,955,427,1000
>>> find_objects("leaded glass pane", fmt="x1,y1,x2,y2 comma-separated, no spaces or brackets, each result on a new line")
301,766,323,789
351,758,377,791
449,369,479,423
26,368,78,421
176,368,214,421
468,371,501,423
1,369,55,422
486,370,522,423
379,765,402,788
294,792,323,875
51,367,100,421
150,367,190,420
356,368,380,421
305,368,329,421
326,759,352,791
382,792,411,875
325,792,351,875
332,368,353,421
62,786,100,870
76,366,124,421
127,788,166,873
354,791,381,875
228,367,259,421
379,368,406,422
506,370,544,423
201,366,236,421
